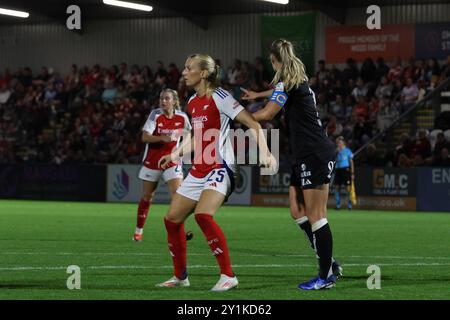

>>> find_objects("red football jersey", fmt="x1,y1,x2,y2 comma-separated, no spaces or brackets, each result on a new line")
142,108,191,170
187,87,244,178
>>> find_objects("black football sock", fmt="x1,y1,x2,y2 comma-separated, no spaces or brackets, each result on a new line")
295,217,315,251
312,219,334,280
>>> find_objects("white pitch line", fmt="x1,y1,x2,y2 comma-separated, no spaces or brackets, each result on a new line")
1,262,449,272
1,251,450,260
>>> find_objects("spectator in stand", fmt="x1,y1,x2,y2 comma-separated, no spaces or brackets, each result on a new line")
330,64,342,82
351,77,368,101
33,66,51,85
0,82,11,105
397,152,412,168
341,58,359,83
426,58,441,86
326,115,343,139
253,57,271,88
375,76,393,100
400,77,419,111
360,143,383,167
395,133,414,163
388,56,403,82
360,57,376,83
376,96,399,131
413,129,432,159
118,62,131,83
374,57,389,82
353,115,372,148
441,55,450,81
414,58,426,82
329,93,343,116
154,61,168,89
433,147,450,167
64,64,80,92
401,57,417,84
44,81,58,103
336,94,353,125
315,92,329,122
316,60,330,82
412,154,426,167
433,132,450,158
352,96,369,120
227,59,242,86
168,63,181,89
140,66,151,87
417,79,427,101
368,96,380,121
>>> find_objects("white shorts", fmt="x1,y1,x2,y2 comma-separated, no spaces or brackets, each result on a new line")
138,165,184,183
176,168,235,202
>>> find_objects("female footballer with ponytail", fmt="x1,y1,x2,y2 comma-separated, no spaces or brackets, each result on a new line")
242,39,342,290
156,54,276,291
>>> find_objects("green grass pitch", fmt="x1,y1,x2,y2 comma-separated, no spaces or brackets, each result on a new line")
0,200,449,300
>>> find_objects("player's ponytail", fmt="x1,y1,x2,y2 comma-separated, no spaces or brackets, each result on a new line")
189,53,220,96
270,39,308,92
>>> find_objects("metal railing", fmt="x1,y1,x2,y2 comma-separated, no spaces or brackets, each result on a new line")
354,77,450,160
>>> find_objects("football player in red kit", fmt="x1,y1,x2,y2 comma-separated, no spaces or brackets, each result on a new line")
133,89,191,242
156,54,276,292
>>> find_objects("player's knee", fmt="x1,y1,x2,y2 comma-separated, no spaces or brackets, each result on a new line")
142,193,153,202
165,212,183,224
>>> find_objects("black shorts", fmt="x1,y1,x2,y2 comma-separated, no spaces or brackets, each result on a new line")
290,153,336,189
333,168,351,186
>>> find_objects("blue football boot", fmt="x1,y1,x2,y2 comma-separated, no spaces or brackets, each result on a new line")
298,274,337,290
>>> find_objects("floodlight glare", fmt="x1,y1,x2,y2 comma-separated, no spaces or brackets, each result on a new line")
103,0,153,12
0,8,30,18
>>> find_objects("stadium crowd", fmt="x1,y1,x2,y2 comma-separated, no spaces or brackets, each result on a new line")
0,56,450,167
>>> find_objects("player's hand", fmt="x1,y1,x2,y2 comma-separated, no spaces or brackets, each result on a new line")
240,87,259,100
158,152,179,169
259,152,278,174
160,135,173,143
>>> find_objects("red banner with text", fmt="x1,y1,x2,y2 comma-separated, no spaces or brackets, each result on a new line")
325,24,415,64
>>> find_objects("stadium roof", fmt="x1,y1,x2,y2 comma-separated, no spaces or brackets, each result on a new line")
0,0,448,28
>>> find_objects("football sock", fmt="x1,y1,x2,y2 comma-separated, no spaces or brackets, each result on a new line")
296,217,338,262
195,214,234,277
136,198,150,229
164,218,187,280
295,217,315,251
312,218,334,280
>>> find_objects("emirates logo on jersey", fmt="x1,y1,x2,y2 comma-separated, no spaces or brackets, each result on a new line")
158,128,176,135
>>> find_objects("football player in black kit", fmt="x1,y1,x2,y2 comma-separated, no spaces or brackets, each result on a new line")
242,39,342,290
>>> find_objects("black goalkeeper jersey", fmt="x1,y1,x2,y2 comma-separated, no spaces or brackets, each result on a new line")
280,81,336,160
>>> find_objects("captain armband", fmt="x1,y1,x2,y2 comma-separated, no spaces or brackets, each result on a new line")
269,90,288,108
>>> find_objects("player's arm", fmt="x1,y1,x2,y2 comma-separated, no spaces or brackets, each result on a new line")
350,158,355,181
234,109,275,169
142,131,172,143
158,133,194,169
241,87,273,100
141,111,172,143
250,82,286,122
252,101,283,122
